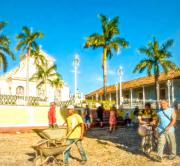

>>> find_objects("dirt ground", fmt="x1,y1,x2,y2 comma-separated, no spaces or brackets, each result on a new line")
0,124,179,166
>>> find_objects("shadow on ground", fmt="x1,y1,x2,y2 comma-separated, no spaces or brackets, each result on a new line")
85,122,180,157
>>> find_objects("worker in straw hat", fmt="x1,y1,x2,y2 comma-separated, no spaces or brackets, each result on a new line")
64,105,87,165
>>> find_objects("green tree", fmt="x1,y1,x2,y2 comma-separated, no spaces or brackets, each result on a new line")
0,21,15,72
30,64,62,98
31,47,47,66
16,26,44,98
133,37,177,107
84,15,128,99
50,75,64,89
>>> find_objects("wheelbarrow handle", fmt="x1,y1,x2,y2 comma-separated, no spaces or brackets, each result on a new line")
65,124,80,139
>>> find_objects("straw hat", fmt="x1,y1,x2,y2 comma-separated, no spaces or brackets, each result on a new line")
67,105,75,110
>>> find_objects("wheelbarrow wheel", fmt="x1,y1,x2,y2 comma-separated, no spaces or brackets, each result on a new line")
34,156,48,166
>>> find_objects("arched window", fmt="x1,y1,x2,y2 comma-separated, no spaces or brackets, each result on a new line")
16,86,24,96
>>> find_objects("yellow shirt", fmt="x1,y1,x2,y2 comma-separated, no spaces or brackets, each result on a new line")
67,113,83,139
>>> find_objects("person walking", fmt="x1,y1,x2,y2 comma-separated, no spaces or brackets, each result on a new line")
83,104,91,130
64,105,87,165
48,101,57,128
155,100,177,162
97,104,104,127
109,105,117,133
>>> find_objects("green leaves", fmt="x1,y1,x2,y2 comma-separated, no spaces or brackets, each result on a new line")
0,22,8,31
84,14,128,55
84,15,128,99
0,21,15,72
16,26,44,55
30,64,62,89
134,37,177,78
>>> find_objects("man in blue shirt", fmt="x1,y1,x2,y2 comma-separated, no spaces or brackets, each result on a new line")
155,100,176,162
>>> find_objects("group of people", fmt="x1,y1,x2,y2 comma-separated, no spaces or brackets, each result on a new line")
138,100,177,162
47,99,177,165
82,103,118,133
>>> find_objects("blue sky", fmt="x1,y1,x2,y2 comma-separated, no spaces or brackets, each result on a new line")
0,0,180,95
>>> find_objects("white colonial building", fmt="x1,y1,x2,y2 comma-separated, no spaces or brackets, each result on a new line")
0,50,70,105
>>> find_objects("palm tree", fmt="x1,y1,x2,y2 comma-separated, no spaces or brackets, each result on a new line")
84,15,128,100
31,47,47,66
0,21,15,72
30,64,62,99
16,26,44,99
50,75,64,89
50,75,64,101
133,37,177,108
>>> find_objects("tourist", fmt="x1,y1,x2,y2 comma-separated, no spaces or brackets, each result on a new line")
138,102,157,153
83,104,91,130
64,105,87,165
48,101,57,128
109,105,117,133
133,106,140,125
155,100,177,162
124,112,131,127
97,103,104,127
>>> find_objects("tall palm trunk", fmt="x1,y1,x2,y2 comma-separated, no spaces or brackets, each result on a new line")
102,48,107,100
155,74,160,109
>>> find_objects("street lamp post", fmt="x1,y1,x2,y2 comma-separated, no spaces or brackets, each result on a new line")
73,54,80,102
117,66,123,106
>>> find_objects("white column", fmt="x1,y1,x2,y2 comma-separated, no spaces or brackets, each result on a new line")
142,86,145,106
109,92,112,101
96,93,98,101
167,80,171,106
91,96,93,101
100,95,102,101
130,88,133,108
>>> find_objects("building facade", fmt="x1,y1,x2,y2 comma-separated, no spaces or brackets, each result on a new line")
0,51,70,105
85,70,180,109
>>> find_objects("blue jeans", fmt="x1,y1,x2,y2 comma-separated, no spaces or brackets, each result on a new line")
64,139,87,164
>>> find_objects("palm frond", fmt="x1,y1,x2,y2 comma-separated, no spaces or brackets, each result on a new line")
46,64,57,73
161,39,174,51
161,60,177,72
22,26,31,36
15,40,27,51
99,14,108,34
0,21,8,31
84,33,105,48
0,46,15,60
16,33,26,39
37,80,44,88
138,47,153,57
106,16,119,37
0,35,9,43
107,38,128,53
0,52,8,72
133,59,153,74
107,49,113,59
